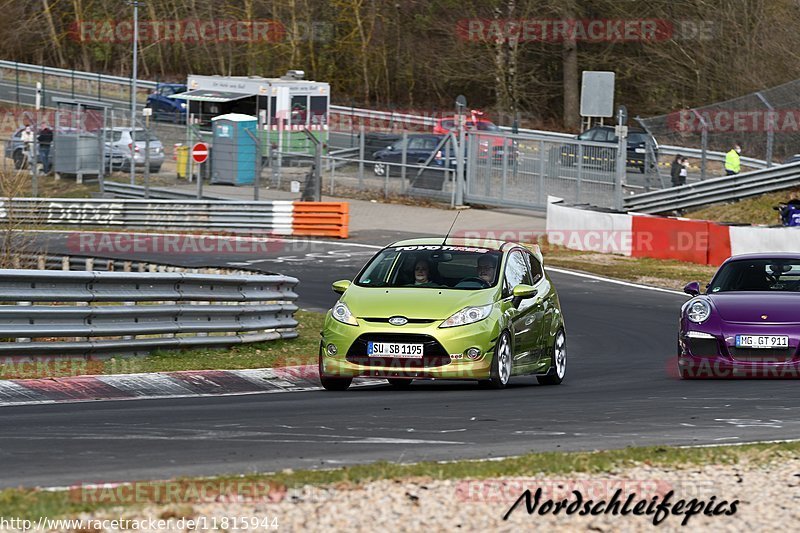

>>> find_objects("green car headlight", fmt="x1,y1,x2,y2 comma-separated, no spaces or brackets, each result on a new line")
332,301,358,326
440,304,492,328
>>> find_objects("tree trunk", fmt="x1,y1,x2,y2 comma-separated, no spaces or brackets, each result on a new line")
562,36,580,131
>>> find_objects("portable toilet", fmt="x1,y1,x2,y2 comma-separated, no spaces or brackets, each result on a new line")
210,113,258,185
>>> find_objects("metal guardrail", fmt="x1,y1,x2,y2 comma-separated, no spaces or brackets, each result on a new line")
0,197,295,232
0,269,298,356
103,181,227,200
624,160,800,213
0,60,159,91
660,145,768,170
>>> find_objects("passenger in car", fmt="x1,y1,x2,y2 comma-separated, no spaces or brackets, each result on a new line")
411,258,441,287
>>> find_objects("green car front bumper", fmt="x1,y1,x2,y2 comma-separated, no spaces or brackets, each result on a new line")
320,313,501,380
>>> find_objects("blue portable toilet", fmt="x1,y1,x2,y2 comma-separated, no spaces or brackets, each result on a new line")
210,113,258,185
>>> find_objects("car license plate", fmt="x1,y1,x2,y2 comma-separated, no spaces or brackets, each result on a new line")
367,341,423,358
735,335,789,348
150,147,160,154
634,148,646,153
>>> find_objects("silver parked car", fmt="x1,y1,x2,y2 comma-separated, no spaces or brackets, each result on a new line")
104,128,164,173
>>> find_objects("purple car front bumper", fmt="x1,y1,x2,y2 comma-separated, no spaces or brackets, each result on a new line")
678,325,800,378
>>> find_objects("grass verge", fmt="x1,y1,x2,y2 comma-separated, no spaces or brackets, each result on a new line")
684,186,800,226
540,243,717,292
1,440,797,519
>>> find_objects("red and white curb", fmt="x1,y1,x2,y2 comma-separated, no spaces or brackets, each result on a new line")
0,366,379,407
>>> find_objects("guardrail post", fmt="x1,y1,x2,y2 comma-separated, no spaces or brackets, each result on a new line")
14,62,19,106
16,301,31,343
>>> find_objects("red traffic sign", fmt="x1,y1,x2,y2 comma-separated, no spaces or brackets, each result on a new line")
191,142,209,164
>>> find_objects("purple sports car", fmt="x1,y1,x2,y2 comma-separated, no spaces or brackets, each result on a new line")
679,253,800,379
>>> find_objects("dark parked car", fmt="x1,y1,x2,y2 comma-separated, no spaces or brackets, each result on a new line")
371,134,457,176
146,83,187,123
573,125,659,173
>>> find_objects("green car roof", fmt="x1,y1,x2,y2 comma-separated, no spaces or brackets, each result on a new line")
387,237,544,263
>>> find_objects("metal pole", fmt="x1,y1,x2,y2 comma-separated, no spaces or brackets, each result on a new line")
500,137,508,201
400,131,408,187
129,0,139,186
756,91,774,167
358,125,365,188
196,162,203,199
615,137,627,211
15,62,19,106
576,143,584,203
538,140,545,205
692,110,708,180
144,113,150,198
455,117,465,206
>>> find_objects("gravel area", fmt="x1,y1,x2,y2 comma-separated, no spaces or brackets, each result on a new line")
62,456,800,532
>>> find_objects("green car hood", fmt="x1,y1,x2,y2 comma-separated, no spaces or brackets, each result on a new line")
341,285,497,320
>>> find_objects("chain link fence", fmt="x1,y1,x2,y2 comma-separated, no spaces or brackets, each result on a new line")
638,78,800,177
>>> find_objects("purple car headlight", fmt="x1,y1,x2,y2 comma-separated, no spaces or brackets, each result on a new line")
686,298,711,323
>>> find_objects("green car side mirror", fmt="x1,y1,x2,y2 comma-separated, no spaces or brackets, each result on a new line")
511,284,537,307
332,280,351,294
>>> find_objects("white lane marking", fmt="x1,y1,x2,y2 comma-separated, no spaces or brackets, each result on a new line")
545,266,687,296
715,418,784,428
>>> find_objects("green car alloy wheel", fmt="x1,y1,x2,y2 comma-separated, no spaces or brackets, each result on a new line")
319,238,567,391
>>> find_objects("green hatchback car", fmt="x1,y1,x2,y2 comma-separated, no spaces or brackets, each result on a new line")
319,238,566,390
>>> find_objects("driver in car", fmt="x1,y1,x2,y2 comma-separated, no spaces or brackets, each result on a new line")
477,254,497,285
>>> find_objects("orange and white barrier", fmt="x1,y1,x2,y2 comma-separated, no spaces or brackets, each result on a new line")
291,202,349,238
546,198,800,266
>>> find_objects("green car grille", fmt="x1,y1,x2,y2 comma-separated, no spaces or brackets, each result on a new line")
346,333,451,368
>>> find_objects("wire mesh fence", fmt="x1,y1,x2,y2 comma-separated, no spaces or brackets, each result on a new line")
638,78,800,176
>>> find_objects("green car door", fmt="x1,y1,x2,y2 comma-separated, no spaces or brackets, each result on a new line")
502,249,540,370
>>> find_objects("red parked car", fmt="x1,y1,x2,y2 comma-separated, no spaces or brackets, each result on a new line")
433,111,515,162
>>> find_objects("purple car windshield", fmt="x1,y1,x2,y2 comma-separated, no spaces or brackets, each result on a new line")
709,259,800,293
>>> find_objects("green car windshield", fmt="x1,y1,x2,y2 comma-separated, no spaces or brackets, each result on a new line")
356,245,502,290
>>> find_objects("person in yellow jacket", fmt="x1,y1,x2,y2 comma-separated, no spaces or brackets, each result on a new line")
725,143,741,175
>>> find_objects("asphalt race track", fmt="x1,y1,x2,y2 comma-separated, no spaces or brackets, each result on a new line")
1,232,799,489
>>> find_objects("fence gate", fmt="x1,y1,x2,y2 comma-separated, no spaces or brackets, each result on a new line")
463,131,622,210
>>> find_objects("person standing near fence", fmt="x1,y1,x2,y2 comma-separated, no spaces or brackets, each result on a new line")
725,142,741,175
670,154,684,186
20,125,34,166
37,125,53,174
